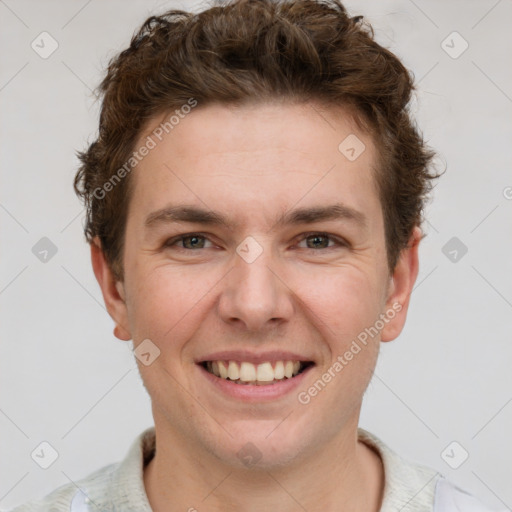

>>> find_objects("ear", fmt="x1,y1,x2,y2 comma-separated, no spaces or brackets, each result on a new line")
90,237,131,341
380,226,422,342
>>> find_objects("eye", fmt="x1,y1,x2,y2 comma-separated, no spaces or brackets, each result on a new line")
164,233,214,250
296,232,347,250
163,232,347,253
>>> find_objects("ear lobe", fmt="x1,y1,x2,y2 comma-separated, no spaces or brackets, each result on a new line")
380,226,422,342
90,238,131,341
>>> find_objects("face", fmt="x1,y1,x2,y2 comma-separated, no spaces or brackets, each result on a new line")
93,101,420,469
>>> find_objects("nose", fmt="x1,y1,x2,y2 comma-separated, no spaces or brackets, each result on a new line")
217,242,294,333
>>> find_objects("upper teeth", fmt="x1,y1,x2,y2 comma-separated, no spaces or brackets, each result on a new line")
206,360,303,383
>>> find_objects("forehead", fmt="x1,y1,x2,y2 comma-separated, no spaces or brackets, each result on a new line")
129,101,381,231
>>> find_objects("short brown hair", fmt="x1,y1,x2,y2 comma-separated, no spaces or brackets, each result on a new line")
74,0,439,279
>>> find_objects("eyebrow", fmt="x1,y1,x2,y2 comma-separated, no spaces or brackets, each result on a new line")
144,203,367,231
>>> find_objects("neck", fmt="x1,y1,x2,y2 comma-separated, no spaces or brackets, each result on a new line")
143,419,384,512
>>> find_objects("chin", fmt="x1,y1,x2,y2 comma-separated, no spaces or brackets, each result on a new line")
205,422,310,471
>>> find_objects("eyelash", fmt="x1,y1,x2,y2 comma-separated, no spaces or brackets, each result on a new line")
163,232,348,252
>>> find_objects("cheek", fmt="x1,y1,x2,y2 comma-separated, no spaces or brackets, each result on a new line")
124,263,219,342
292,269,383,419
293,265,385,345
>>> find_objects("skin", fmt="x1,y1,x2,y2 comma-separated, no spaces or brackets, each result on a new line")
92,101,421,512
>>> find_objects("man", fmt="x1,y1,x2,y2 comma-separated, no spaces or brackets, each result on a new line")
11,0,505,510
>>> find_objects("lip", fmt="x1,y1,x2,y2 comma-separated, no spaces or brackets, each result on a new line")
195,350,314,365
196,361,315,402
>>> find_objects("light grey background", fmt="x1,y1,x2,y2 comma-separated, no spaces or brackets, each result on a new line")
1,0,511,510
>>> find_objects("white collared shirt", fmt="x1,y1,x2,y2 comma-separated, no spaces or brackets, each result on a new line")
9,427,505,511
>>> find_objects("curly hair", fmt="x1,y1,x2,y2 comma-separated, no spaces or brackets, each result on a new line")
74,0,439,280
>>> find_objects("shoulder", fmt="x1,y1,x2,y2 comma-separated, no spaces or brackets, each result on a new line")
358,428,506,512
8,427,155,512
434,478,508,512
7,461,118,512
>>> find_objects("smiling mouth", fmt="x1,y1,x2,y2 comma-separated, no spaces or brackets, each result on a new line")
200,360,315,385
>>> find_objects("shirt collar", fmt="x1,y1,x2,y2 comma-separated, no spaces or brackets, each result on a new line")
107,426,156,511
358,428,440,511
